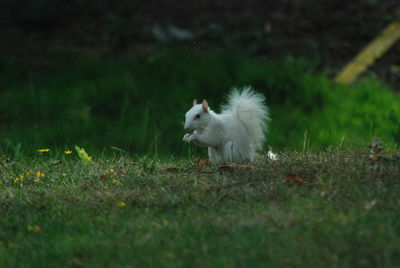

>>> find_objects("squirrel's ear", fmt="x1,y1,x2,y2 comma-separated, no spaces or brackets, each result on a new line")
202,99,208,112
193,99,197,106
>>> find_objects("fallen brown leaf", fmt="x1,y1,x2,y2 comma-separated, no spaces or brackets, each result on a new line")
194,158,211,167
284,173,306,186
165,167,179,172
218,165,235,173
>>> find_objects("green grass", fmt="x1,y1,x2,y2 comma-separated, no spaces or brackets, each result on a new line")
1,49,400,156
1,148,399,267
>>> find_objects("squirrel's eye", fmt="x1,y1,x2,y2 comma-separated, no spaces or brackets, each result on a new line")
195,114,201,120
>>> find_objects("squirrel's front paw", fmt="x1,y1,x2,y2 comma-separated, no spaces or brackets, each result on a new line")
183,133,197,143
183,133,192,142
187,134,196,143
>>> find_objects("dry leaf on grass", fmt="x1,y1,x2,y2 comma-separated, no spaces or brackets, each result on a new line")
165,167,179,172
194,158,211,167
284,173,306,186
218,165,235,173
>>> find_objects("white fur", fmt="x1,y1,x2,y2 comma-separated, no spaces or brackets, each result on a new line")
183,86,270,163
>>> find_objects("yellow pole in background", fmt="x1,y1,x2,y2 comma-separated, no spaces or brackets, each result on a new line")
335,20,400,85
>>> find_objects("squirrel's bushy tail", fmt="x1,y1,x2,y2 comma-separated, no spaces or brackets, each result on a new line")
222,86,270,151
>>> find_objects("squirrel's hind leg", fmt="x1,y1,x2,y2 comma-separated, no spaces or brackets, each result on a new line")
222,141,253,163
208,147,223,164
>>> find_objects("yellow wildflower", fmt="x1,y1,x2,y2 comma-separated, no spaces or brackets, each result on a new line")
64,150,73,155
14,175,24,184
34,178,40,183
36,171,45,178
118,201,126,207
111,178,118,184
37,149,50,153
27,225,42,232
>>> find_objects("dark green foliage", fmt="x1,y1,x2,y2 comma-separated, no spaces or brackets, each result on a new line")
0,49,399,156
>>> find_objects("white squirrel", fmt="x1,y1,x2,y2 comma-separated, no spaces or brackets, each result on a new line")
183,87,271,163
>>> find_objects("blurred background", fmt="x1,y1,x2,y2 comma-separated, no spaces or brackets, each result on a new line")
0,0,399,157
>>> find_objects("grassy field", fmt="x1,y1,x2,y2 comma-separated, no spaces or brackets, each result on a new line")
1,49,400,156
0,146,399,267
